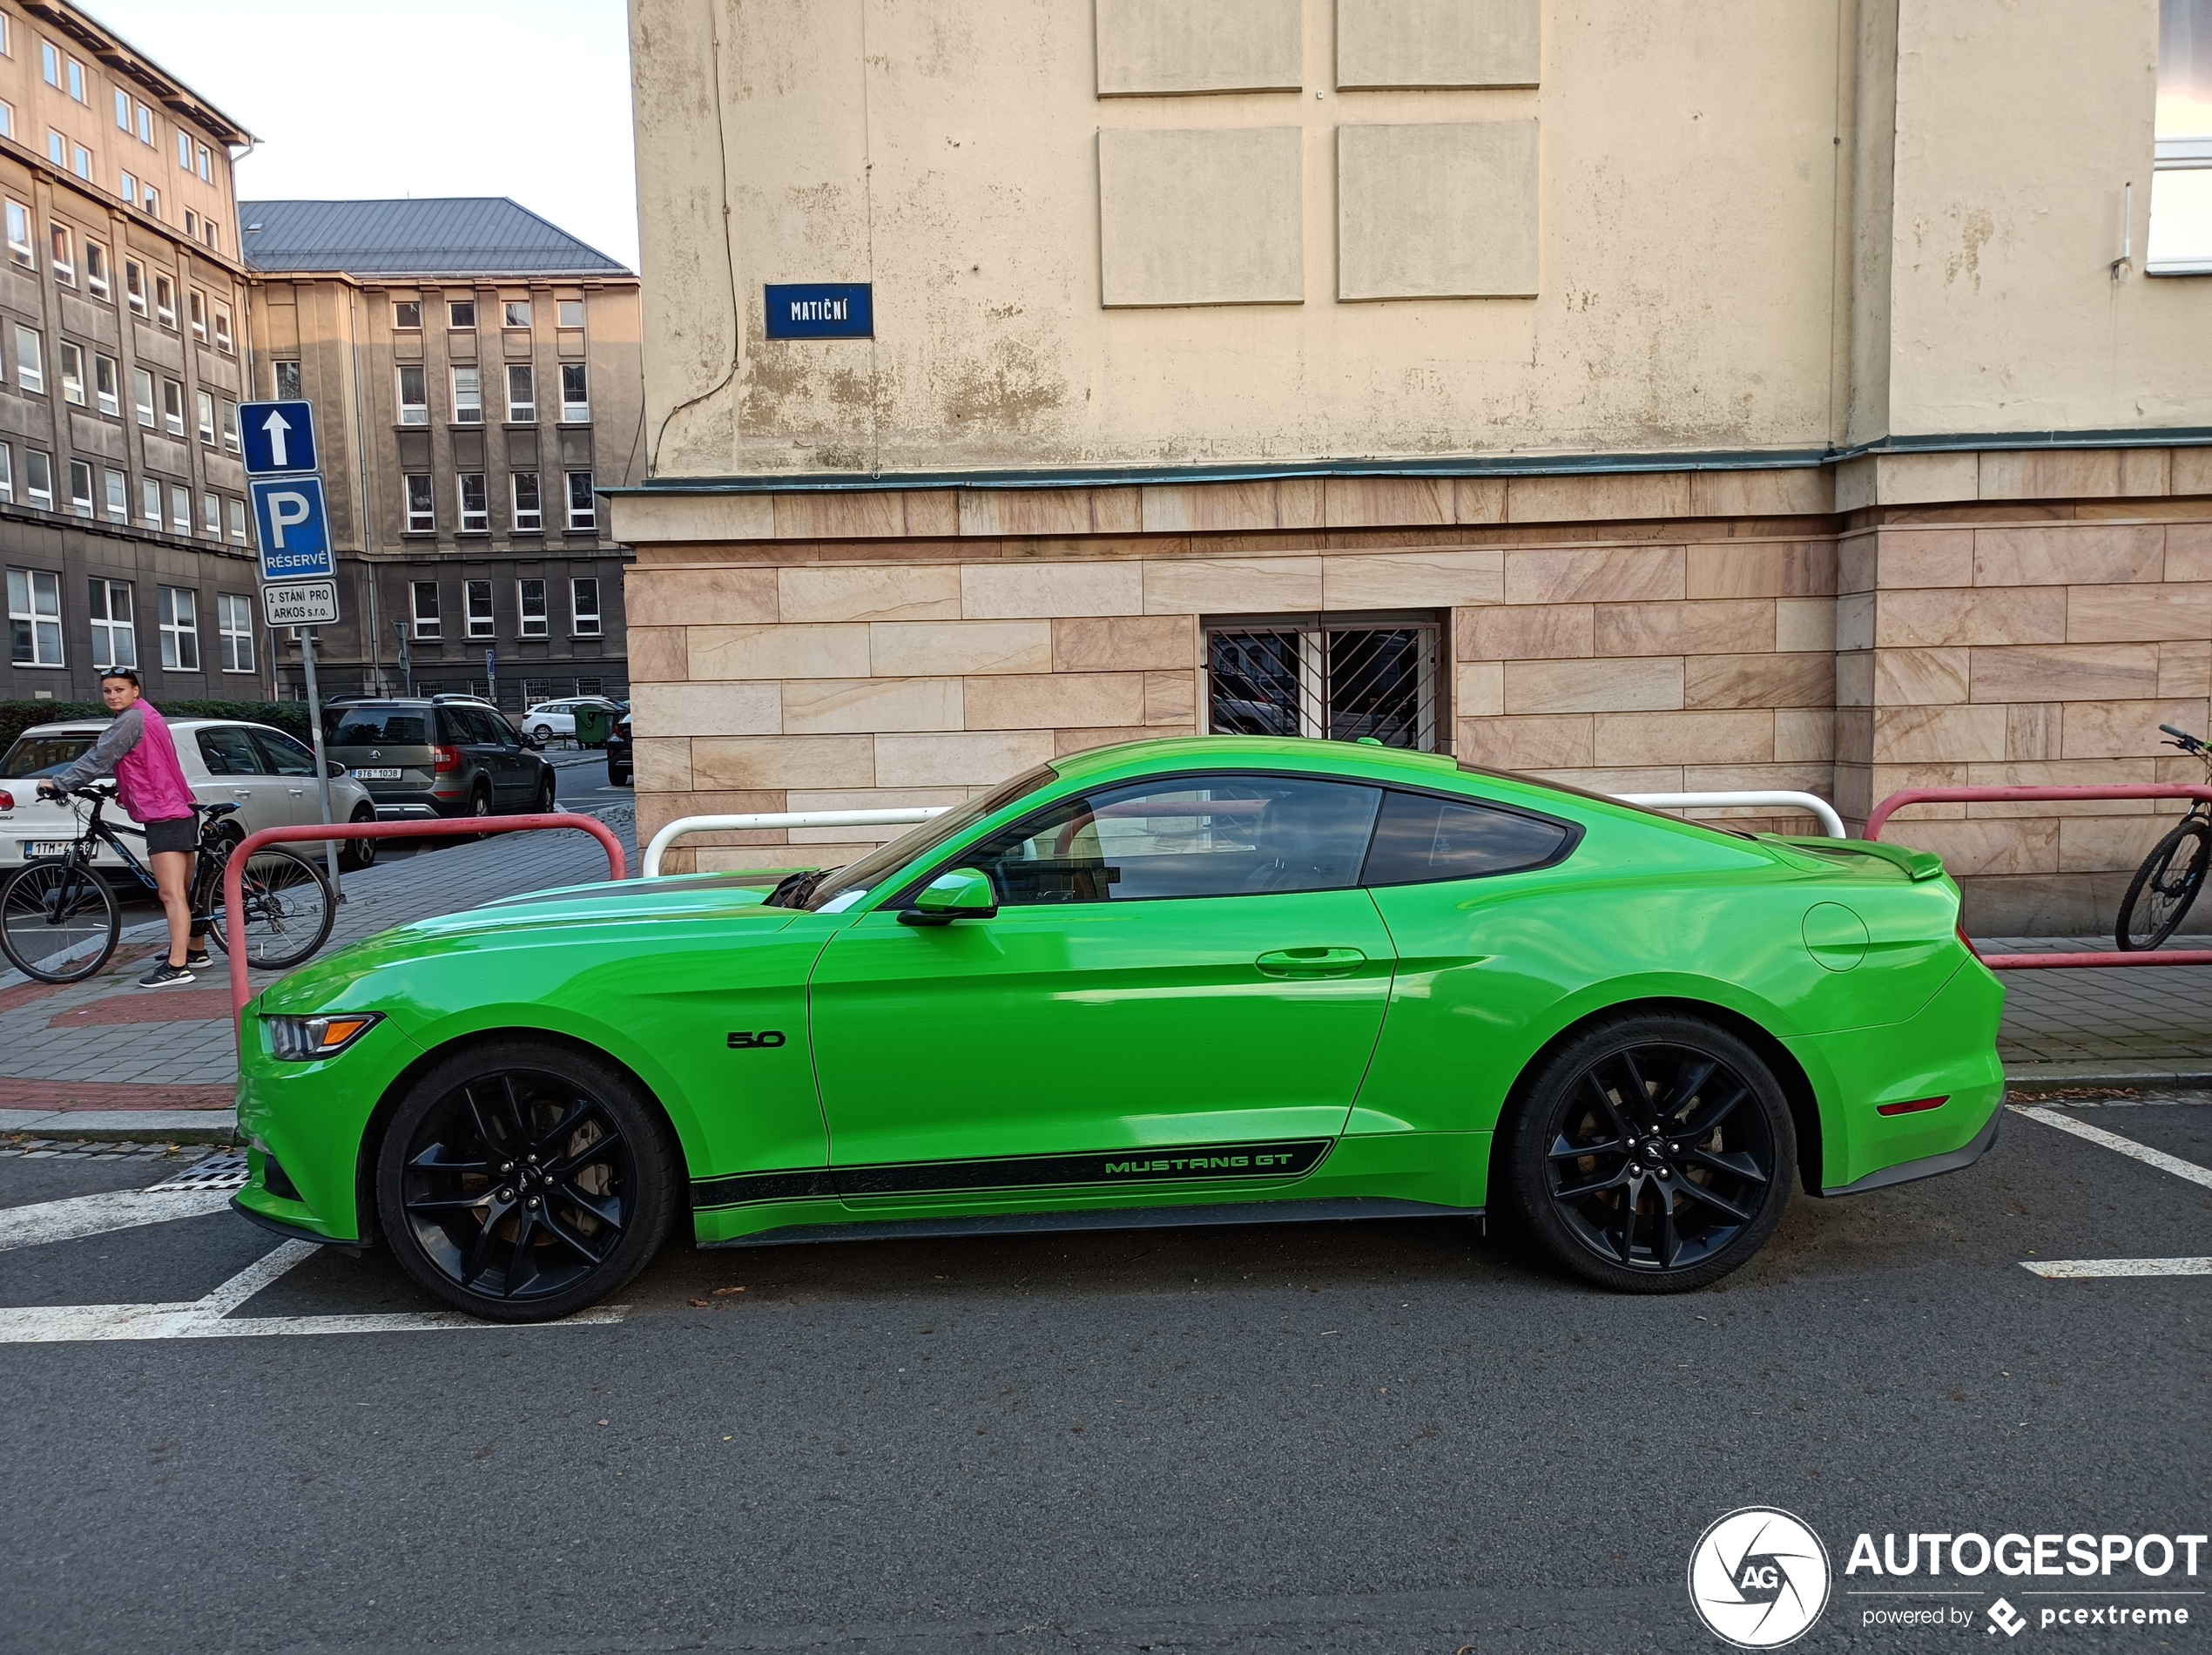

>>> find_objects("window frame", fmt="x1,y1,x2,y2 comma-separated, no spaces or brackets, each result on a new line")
218,591,255,673
510,471,543,533
93,352,118,416
124,258,145,313
102,466,125,524
157,584,199,672
139,474,160,527
570,576,602,637
84,238,107,298
154,274,175,329
273,360,302,401
202,492,220,541
48,221,71,284
86,575,135,669
402,473,435,534
66,459,93,517
7,565,64,667
161,375,184,436
396,364,428,425
57,339,84,406
13,325,43,395
409,581,441,641
458,471,488,533
558,362,589,422
448,299,476,330
24,448,52,510
465,578,495,639
565,469,597,531
169,481,190,534
506,362,534,422
517,578,549,638
195,388,216,445
450,364,481,424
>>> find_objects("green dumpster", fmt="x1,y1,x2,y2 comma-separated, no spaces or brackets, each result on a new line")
574,704,615,747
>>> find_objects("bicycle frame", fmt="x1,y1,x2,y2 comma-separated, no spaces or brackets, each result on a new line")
39,791,161,896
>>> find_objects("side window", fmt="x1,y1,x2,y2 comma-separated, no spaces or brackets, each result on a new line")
953,775,1383,908
195,724,266,777
435,708,471,746
250,727,317,777
1360,790,1575,888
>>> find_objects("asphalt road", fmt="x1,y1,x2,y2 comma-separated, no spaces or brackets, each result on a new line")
2,1093,2208,1654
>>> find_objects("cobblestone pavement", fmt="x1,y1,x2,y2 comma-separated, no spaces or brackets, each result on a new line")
1983,934,2212,1065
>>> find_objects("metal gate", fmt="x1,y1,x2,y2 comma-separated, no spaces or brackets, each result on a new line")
1204,614,1444,752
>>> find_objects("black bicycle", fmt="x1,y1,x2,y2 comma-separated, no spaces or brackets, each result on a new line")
2114,725,2212,951
0,784,335,983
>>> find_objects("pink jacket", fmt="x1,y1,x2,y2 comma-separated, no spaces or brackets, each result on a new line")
51,701,197,823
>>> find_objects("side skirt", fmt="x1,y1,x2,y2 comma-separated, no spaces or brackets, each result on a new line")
701,1196,1485,1251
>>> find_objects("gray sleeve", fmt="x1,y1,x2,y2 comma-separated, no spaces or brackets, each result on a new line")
48,706,144,793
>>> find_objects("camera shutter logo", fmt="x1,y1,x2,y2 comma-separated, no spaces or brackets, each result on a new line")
1687,1507,1831,1648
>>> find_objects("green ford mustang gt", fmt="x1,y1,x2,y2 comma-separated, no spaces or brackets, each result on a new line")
233,736,2004,1321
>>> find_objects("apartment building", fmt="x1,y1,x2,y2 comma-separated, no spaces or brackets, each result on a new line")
0,0,261,705
239,199,644,706
617,0,2212,930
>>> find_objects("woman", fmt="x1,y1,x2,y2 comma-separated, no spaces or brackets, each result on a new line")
37,668,206,986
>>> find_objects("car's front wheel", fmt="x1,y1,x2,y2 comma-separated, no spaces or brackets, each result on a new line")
1502,1014,1794,1294
374,1042,678,1321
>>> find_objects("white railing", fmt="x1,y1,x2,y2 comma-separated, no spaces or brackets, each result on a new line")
640,789,1845,878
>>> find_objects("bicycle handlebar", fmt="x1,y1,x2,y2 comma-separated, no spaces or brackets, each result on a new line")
2160,724,2206,753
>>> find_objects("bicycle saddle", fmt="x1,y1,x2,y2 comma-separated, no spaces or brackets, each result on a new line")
196,801,242,820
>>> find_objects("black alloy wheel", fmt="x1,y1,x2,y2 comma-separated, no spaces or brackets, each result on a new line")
375,1043,676,1321
2115,818,2211,950
1504,1015,1794,1294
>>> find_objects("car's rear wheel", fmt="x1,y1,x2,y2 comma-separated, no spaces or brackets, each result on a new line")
375,1042,677,1322
1502,1014,1793,1294
466,782,494,838
534,773,556,814
341,804,378,871
607,760,631,787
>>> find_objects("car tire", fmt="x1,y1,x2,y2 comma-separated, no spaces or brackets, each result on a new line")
1501,1013,1795,1294
607,763,631,787
535,774,556,814
529,724,554,744
467,782,494,838
340,805,378,871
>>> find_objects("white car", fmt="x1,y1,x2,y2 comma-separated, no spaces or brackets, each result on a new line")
521,697,624,742
0,718,381,874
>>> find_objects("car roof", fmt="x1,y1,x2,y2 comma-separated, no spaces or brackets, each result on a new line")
10,717,287,735
1046,735,1467,788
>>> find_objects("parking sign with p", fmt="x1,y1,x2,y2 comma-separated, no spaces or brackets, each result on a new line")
249,476,334,580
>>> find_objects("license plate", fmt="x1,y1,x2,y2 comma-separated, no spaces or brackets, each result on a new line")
351,768,402,780
24,841,79,859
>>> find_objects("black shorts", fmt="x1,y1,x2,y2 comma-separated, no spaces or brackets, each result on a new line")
142,817,198,856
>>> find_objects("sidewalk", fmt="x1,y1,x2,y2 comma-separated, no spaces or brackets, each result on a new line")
2,854,2202,1144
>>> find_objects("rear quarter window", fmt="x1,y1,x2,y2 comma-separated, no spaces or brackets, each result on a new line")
1,732,96,776
329,707,430,746
1361,789,1576,887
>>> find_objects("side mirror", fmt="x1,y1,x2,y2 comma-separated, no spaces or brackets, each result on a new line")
899,866,999,926
325,759,348,779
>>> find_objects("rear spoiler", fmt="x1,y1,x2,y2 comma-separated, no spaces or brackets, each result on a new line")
1773,835,1947,882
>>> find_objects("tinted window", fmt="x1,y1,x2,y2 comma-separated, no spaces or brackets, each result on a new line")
1361,790,1574,887
330,706,430,746
195,725,266,776
805,767,1054,913
0,732,95,776
250,728,317,777
957,775,1383,907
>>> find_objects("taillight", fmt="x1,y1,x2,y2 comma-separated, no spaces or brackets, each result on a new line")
1878,1095,1949,1117
1956,921,1981,960
0,789,12,810
432,745,462,773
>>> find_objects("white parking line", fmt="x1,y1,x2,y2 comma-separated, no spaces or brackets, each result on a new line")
0,1240,628,1342
2023,1258,2212,1279
0,1187,236,1253
2008,1105,2212,1191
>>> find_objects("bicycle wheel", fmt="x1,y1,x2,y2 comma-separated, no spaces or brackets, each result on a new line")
206,847,334,971
2115,818,2212,950
0,860,121,983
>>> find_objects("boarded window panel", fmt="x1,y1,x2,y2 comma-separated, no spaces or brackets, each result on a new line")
1096,0,1302,95
1337,120,1540,300
1099,128,1305,307
1335,0,1541,90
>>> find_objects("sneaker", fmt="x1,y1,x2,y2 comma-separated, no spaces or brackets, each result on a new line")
184,950,213,972
138,961,195,988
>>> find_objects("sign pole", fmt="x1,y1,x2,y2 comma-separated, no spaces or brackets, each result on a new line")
297,628,343,902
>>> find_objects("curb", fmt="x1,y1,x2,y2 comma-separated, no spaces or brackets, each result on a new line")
0,1109,237,1145
2002,1062,2212,1092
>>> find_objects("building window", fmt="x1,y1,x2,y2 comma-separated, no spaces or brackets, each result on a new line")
94,353,118,417
1205,615,1444,752
504,300,531,328
136,104,152,145
204,220,219,254
158,585,199,671
131,370,156,429
139,476,160,527
410,582,441,641
84,240,107,298
559,363,589,422
118,168,135,206
403,473,434,533
557,299,584,329
466,579,495,638
196,143,211,182
202,492,220,540
39,41,57,87
176,130,190,170
15,326,43,395
162,377,184,436
219,399,239,454
2153,0,2212,273
0,104,13,143
102,468,125,523
24,449,52,510
169,482,190,534
273,361,302,400
72,145,90,182
570,577,602,637
212,306,232,352
182,209,196,239
451,366,481,423
141,186,158,220
0,444,11,503
125,259,145,313
565,470,597,531
0,17,10,54
87,578,134,667
397,365,428,425
57,341,84,406
114,88,130,131
448,299,476,330
49,223,71,283
47,130,65,168
458,472,488,532
66,57,84,102
4,202,29,266
7,567,63,666
67,460,93,517
196,389,216,444
393,299,421,329
506,364,534,422
218,591,254,672
155,274,175,328
511,472,543,533
517,579,549,638
228,497,247,545
188,289,207,341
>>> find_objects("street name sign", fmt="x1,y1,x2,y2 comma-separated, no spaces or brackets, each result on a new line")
260,579,340,627
239,399,319,476
764,282,873,339
249,476,334,579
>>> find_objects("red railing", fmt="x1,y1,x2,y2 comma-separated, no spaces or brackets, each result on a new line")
223,814,628,1024
1865,785,2212,970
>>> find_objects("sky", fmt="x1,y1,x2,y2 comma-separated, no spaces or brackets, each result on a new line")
80,0,642,271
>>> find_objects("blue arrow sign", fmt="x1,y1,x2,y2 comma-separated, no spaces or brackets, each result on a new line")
239,398,319,476
249,476,334,579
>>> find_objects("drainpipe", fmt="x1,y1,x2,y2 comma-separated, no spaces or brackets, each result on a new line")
347,283,383,694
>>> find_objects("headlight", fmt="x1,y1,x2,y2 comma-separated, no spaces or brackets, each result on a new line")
264,1012,382,1061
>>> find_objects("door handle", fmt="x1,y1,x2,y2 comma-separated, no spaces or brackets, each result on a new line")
1255,946,1368,978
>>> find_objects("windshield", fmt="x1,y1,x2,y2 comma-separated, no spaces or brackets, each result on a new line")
328,706,432,746
799,766,1055,912
0,731,97,777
